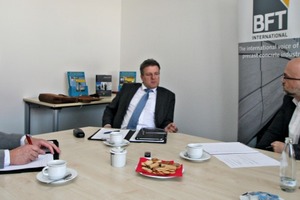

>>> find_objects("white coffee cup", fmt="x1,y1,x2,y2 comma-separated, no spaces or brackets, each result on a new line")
186,143,203,159
110,148,127,168
42,160,67,180
110,132,123,145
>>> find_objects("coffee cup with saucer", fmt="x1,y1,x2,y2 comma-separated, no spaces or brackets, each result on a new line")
42,160,67,180
179,143,211,162
37,160,78,184
186,143,203,159
109,132,123,145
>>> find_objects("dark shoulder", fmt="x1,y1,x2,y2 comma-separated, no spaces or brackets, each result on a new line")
120,83,142,91
157,86,175,96
283,95,293,102
282,95,295,106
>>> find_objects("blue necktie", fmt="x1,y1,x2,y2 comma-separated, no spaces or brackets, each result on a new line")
127,89,151,129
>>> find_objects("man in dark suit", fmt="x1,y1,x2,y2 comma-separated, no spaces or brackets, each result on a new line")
256,58,300,159
102,59,178,133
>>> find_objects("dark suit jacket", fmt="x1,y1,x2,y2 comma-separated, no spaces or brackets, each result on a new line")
256,95,300,159
102,83,175,129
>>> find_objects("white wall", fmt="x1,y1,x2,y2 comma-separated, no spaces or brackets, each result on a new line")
0,0,239,142
0,0,121,134
121,0,239,141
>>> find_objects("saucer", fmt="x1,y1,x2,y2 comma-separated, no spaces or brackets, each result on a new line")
179,151,211,162
36,168,78,184
103,139,130,147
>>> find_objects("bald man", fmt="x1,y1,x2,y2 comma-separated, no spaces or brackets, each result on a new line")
256,58,300,159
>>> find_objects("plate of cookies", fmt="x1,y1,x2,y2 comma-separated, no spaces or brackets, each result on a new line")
135,157,183,179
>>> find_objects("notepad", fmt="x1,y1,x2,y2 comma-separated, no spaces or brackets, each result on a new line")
0,154,53,173
88,128,130,141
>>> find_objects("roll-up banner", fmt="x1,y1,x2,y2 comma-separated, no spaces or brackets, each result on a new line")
238,0,300,144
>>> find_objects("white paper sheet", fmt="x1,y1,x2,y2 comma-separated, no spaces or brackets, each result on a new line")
201,142,258,155
214,153,280,168
90,128,130,140
0,154,53,171
200,142,279,168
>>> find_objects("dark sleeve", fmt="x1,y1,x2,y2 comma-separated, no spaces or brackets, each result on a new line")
0,132,23,149
102,83,138,127
155,89,176,129
102,92,121,126
256,96,293,150
162,92,175,129
293,144,300,160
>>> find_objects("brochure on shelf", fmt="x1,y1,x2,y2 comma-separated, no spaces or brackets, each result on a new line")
119,71,136,91
96,75,112,96
67,71,89,97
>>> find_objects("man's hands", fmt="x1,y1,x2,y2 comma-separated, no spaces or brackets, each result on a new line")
29,138,61,154
10,138,61,166
10,145,44,165
104,124,112,128
164,123,178,133
271,141,285,153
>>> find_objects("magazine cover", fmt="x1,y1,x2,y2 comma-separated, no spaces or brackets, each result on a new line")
96,75,112,96
67,71,89,97
119,71,136,91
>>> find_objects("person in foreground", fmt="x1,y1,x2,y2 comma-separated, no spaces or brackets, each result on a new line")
0,131,61,169
256,58,300,159
102,58,178,133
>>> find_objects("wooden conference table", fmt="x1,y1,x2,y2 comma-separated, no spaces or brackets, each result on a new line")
1,127,299,200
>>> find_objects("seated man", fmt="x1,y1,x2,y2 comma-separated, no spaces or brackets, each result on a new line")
102,58,178,133
256,58,300,159
0,131,61,168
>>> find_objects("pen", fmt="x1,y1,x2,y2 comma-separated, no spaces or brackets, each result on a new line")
26,134,33,145
103,130,120,134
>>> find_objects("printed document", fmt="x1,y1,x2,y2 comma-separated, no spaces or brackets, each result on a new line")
202,142,258,155
201,142,279,168
214,153,280,168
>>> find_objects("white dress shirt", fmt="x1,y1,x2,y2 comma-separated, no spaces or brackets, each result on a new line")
289,98,300,144
121,84,157,130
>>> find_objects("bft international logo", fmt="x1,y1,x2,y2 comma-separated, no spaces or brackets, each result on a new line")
253,0,289,33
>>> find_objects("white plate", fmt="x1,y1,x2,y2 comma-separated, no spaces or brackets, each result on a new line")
138,167,184,179
179,151,211,162
36,168,78,184
103,139,130,147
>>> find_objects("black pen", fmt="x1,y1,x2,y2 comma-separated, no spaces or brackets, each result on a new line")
266,145,273,149
103,130,120,134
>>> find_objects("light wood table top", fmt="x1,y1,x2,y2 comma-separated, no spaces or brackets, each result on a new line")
1,127,299,200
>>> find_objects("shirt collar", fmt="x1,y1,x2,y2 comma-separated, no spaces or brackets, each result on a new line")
141,84,157,93
292,98,300,107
